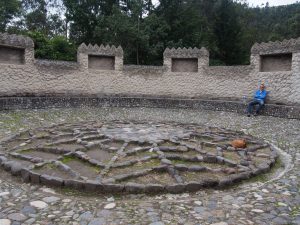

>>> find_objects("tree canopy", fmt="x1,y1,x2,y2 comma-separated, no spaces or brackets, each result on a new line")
2,0,300,65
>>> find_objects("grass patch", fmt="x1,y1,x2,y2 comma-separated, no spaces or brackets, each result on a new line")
171,159,194,165
107,159,161,177
33,163,56,170
18,149,33,154
61,155,76,164
290,206,300,217
223,151,240,162
222,157,284,190
247,157,282,183
61,155,101,173
180,171,222,182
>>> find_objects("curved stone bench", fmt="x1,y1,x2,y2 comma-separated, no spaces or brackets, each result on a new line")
0,95,299,119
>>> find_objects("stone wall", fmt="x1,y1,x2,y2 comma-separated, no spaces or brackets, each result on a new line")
0,32,299,105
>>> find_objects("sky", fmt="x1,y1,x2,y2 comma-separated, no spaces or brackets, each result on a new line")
152,0,299,7
246,0,299,6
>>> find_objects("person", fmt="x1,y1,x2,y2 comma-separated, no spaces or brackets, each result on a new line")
247,84,268,117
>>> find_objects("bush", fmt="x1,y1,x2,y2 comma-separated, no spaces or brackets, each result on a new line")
26,31,76,61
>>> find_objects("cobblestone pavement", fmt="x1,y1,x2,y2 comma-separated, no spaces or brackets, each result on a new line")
0,107,299,225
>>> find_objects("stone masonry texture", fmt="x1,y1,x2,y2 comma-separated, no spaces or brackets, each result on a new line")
0,33,299,105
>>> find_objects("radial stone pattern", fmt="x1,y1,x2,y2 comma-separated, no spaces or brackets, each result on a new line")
0,121,278,194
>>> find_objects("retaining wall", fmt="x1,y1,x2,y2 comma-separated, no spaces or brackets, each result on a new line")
0,33,299,107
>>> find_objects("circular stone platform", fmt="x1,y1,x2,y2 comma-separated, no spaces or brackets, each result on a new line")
0,121,278,194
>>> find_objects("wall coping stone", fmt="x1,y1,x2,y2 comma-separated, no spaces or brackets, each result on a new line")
78,43,123,57
0,33,34,49
164,47,209,58
251,37,300,55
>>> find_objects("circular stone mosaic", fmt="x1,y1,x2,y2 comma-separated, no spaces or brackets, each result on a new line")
0,121,278,194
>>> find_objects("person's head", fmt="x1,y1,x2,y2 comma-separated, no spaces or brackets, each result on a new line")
260,83,265,91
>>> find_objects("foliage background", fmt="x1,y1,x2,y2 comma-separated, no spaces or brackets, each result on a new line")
1,0,300,65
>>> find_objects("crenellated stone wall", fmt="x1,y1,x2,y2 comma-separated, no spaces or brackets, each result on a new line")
0,32,299,105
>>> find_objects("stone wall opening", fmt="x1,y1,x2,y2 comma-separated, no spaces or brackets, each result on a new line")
260,53,292,72
88,55,115,70
171,58,198,72
0,46,25,65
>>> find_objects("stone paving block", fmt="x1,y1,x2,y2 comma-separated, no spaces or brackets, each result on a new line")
29,171,40,184
165,184,185,194
185,182,203,192
103,184,125,193
144,184,165,194
40,175,64,187
20,168,30,183
64,179,85,190
125,182,146,194
84,180,104,192
10,162,23,176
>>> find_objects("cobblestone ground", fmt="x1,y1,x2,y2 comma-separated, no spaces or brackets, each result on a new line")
0,107,299,225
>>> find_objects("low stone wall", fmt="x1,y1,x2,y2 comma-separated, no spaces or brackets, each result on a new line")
0,96,299,119
0,33,299,108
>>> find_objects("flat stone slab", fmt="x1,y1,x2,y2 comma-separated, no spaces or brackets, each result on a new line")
30,201,48,209
0,219,11,225
0,121,278,194
42,196,60,203
7,213,27,221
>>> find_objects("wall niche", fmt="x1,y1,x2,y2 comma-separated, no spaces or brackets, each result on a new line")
171,58,198,72
88,55,115,70
260,53,292,72
0,46,25,65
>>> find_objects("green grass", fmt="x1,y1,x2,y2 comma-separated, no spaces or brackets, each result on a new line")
221,157,284,190
33,162,56,170
18,149,33,154
172,159,194,165
290,206,300,217
251,157,283,182
60,155,75,164
61,155,101,173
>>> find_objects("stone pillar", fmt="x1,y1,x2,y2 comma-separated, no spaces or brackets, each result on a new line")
250,45,260,73
163,47,209,73
251,37,300,104
77,43,123,71
0,33,34,65
290,52,300,104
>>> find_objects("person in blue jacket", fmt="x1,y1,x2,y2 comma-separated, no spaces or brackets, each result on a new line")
247,83,268,116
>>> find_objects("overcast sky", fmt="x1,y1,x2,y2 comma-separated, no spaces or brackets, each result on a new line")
152,0,299,7
246,0,299,6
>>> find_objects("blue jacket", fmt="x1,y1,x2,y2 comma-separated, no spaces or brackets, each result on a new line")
254,90,267,104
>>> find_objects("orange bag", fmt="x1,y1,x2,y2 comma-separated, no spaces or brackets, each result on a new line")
231,139,247,149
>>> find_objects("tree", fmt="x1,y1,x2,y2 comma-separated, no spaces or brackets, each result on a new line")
0,0,21,32
213,0,245,65
63,0,104,44
22,0,66,36
27,31,76,61
289,13,300,37
4,0,300,64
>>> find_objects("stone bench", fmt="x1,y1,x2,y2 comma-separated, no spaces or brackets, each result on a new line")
0,95,299,119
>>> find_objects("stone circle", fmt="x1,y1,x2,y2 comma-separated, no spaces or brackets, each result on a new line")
0,121,278,194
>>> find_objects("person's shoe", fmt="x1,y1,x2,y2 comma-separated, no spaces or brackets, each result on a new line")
247,114,251,117
254,112,258,116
